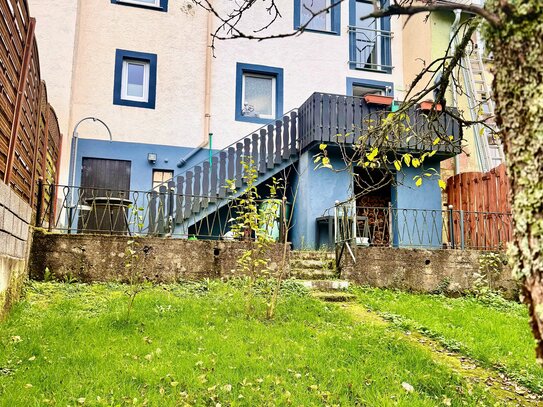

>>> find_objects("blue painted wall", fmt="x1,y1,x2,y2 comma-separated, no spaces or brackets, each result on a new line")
393,161,443,248
72,138,214,192
291,148,352,249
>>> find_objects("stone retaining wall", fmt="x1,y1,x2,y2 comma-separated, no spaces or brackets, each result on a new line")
340,247,518,298
0,182,32,317
29,231,290,283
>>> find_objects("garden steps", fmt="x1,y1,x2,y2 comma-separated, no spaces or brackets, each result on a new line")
311,291,356,302
289,250,354,302
289,250,337,280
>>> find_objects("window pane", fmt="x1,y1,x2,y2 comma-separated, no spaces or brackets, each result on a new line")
301,0,330,31
352,85,384,97
355,1,380,68
127,63,145,97
243,75,273,117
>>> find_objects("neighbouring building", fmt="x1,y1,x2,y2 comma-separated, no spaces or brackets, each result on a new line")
29,0,463,249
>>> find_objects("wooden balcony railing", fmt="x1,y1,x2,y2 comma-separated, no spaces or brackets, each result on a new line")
297,92,462,156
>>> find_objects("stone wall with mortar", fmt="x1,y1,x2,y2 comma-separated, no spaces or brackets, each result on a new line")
340,247,518,298
0,182,33,317
29,231,290,283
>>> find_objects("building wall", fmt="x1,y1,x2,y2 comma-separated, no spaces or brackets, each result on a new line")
72,139,214,193
29,0,81,184
290,148,353,249
402,9,482,178
29,0,406,186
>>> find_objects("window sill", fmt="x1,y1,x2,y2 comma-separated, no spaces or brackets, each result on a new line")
235,114,278,125
113,98,156,109
296,26,341,36
111,0,168,12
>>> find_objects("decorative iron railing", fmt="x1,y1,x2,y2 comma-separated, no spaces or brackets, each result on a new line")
38,184,288,241
348,26,393,72
334,201,512,253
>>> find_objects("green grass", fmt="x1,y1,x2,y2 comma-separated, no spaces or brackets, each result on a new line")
352,287,543,392
0,281,501,406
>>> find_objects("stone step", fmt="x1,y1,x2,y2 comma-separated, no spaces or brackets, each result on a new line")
289,258,334,270
289,269,338,280
297,279,349,292
311,291,357,303
290,251,335,261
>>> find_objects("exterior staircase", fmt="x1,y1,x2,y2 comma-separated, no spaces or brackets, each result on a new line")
147,93,462,236
289,250,355,302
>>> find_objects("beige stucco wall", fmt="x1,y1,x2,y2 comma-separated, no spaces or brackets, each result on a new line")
28,0,406,162
29,0,81,184
207,1,405,146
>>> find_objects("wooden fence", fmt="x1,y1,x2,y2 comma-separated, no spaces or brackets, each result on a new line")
446,164,512,249
0,0,62,213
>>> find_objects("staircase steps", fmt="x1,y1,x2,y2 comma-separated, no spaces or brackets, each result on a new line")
289,250,337,279
289,250,355,302
311,291,357,303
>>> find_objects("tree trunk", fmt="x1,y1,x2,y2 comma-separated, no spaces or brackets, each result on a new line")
486,1,543,362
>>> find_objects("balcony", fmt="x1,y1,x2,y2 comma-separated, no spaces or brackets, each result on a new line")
297,93,462,157
348,26,393,73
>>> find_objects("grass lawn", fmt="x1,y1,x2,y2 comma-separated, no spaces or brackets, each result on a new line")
0,281,505,406
353,287,543,393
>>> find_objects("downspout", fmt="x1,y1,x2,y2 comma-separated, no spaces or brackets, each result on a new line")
449,9,462,175
177,2,214,168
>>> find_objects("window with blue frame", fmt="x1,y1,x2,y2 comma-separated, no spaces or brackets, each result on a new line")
349,0,392,73
113,50,157,109
347,78,394,97
294,0,340,35
235,63,284,124
110,0,168,12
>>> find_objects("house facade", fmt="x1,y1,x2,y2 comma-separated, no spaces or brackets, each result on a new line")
29,0,462,249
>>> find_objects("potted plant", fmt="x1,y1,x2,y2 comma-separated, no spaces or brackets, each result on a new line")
363,94,394,106
419,100,443,111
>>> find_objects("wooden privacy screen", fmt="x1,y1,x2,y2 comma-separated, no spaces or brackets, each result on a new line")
446,164,512,249
0,0,62,210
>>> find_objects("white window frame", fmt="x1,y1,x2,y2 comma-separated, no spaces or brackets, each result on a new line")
118,0,161,8
121,59,150,103
241,73,276,120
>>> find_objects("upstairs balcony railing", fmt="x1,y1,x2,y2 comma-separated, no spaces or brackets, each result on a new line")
297,93,462,156
348,26,393,72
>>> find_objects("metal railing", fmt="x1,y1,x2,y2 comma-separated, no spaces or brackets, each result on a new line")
38,184,288,241
348,26,393,72
335,201,512,258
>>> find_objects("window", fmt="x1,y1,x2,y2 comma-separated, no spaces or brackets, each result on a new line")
242,73,276,119
294,0,340,35
113,50,157,109
111,0,168,12
235,63,284,124
152,169,174,191
349,0,392,72
346,78,393,97
121,59,149,102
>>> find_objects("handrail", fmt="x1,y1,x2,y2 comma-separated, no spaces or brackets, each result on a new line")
152,108,299,192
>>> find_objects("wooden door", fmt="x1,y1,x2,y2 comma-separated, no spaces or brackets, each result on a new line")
80,157,131,197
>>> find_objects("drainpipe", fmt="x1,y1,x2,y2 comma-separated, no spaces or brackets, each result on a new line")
449,9,462,175
178,1,214,168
